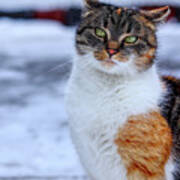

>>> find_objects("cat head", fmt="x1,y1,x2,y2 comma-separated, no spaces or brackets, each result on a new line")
76,0,170,75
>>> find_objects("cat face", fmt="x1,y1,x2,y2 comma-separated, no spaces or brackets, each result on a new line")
76,0,170,75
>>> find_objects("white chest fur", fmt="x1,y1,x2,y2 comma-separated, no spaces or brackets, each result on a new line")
65,57,163,180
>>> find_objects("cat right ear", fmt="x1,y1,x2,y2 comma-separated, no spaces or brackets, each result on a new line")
140,6,171,23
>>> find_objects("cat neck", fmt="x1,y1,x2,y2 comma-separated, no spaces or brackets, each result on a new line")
72,55,162,93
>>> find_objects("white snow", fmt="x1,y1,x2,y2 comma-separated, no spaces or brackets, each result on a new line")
0,0,180,179
0,19,75,61
0,92,84,177
0,19,85,178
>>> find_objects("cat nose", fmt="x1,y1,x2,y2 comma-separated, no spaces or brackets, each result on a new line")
107,49,118,56
107,41,119,57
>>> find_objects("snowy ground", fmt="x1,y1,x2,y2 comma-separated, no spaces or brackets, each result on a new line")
0,19,85,179
0,1,180,179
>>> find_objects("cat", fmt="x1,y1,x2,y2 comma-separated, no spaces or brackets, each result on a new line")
65,0,175,179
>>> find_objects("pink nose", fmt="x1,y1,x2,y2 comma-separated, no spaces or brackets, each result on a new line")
107,49,118,56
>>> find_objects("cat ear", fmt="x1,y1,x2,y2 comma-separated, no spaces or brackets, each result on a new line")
83,0,99,10
140,6,170,23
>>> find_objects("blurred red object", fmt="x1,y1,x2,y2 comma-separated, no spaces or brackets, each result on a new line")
34,8,81,25
35,9,66,24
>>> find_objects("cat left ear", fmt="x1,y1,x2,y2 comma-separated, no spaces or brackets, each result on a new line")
84,0,99,10
140,6,171,23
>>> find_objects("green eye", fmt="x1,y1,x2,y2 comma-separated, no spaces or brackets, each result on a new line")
95,28,106,38
124,36,138,44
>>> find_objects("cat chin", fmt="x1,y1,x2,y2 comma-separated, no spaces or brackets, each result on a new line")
98,64,139,77
78,53,139,77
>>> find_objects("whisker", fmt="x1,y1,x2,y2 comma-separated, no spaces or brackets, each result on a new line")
48,61,72,73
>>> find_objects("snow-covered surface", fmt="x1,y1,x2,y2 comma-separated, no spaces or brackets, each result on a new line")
0,19,85,178
0,19,75,61
0,2,180,179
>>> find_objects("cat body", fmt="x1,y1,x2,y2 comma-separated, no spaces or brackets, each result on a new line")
65,1,175,179
66,56,174,180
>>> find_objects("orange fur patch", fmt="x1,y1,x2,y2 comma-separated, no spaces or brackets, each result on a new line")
116,8,122,15
113,52,129,62
144,48,155,59
115,112,172,180
148,6,169,16
163,76,179,83
148,35,156,47
94,49,109,61
135,48,155,71
94,50,115,67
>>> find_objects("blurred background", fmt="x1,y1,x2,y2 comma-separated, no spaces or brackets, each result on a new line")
0,0,180,179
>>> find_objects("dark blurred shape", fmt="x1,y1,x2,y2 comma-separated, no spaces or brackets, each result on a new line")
66,8,82,26
0,8,82,26
0,10,35,19
175,7,180,22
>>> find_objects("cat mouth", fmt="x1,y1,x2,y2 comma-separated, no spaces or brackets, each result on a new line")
104,59,115,64
100,59,116,67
